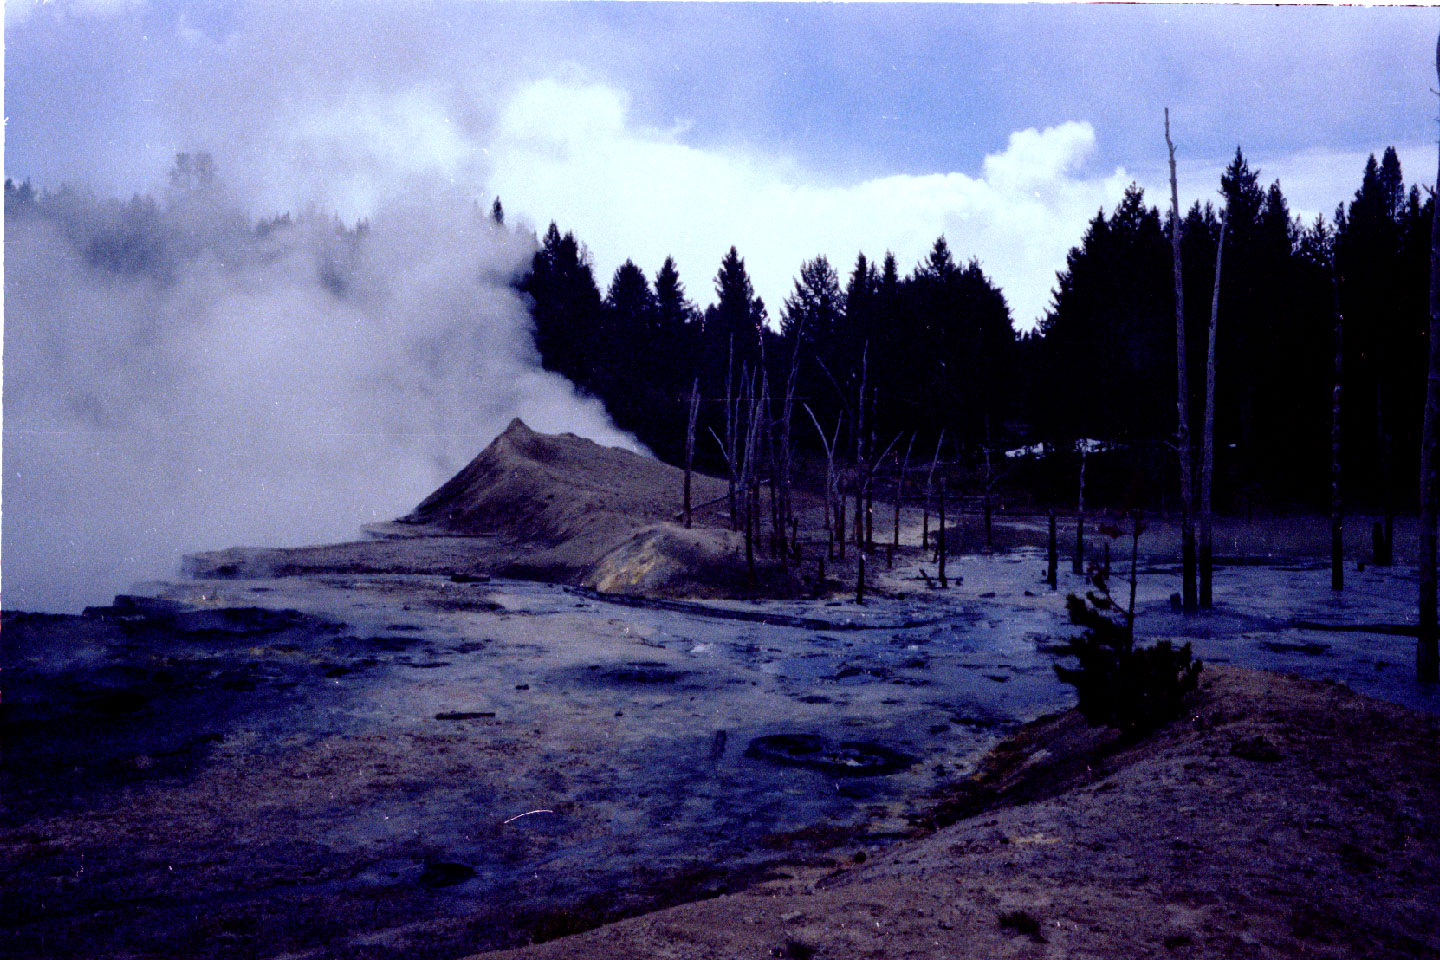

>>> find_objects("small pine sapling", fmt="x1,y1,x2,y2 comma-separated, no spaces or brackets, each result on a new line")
1054,517,1202,738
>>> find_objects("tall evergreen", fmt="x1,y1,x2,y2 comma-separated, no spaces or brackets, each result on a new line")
703,246,767,387
522,223,603,392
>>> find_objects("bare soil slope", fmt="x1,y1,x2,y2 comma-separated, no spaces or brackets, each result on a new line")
478,665,1440,960
187,419,795,597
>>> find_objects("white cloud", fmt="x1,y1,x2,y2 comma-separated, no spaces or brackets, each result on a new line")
5,0,142,25
487,80,1132,330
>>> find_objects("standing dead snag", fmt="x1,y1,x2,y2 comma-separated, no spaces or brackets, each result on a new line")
804,404,843,563
937,477,948,588
1127,512,1144,638
922,430,945,551
683,379,700,529
891,433,916,568
1331,276,1345,593
1166,108,1198,613
1073,446,1088,575
779,318,804,561
982,425,995,551
722,336,739,529
853,345,868,555
1047,509,1058,590
1200,209,1228,608
740,369,765,586
1420,28,1440,683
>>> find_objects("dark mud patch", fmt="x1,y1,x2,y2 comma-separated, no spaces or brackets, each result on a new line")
1,604,354,821
560,661,692,687
418,860,477,888
1258,639,1333,656
745,734,916,777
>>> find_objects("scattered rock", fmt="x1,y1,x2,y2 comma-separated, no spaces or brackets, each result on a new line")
998,909,1045,942
418,860,476,888
1230,735,1283,763
745,734,915,777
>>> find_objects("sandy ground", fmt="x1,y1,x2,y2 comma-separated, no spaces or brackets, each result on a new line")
5,425,1438,958
5,537,1437,959
476,664,1440,960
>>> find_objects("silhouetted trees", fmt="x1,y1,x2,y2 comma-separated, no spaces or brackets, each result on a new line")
509,146,1430,555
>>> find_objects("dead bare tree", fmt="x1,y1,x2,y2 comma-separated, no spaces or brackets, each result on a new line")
982,422,995,551
863,429,903,562
891,433,916,568
1200,208,1228,608
1166,107,1198,613
1331,276,1345,592
1073,445,1088,575
722,337,739,529
755,326,786,561
922,430,945,551
740,370,765,584
1420,29,1440,683
683,378,700,529
804,404,843,563
1047,509,1058,590
780,319,804,558
1127,511,1144,639
853,345,868,553
937,476,948,588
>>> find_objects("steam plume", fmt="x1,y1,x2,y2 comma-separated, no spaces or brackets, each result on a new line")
3,170,636,611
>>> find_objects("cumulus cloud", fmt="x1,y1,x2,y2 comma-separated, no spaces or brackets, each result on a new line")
487,80,1132,329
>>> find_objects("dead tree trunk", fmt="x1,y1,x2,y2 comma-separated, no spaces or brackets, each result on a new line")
853,345,868,552
752,376,767,561
781,323,803,559
1166,107,1198,613
1377,376,1394,565
1419,30,1440,683
937,477,948,588
983,443,994,551
892,433,916,568
1200,209,1227,608
855,535,866,605
922,430,944,552
1127,511,1143,641
1047,509,1058,590
866,449,875,550
1073,446,1087,575
684,379,699,529
805,404,842,564
1332,277,1345,593
724,338,739,529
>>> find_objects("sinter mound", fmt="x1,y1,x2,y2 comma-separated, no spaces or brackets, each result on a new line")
189,419,795,598
404,418,724,542
401,419,793,597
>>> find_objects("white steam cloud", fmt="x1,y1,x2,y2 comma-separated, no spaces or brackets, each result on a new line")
3,182,637,612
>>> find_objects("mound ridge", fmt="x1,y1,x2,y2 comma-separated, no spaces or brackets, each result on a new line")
402,418,728,543
188,419,795,598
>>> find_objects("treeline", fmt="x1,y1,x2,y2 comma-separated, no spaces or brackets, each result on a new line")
523,224,1014,471
522,146,1433,515
8,144,1429,517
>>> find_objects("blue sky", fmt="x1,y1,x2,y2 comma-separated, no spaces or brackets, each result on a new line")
7,1,1438,328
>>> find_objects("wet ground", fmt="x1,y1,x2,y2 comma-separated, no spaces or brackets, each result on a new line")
4,545,1437,959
